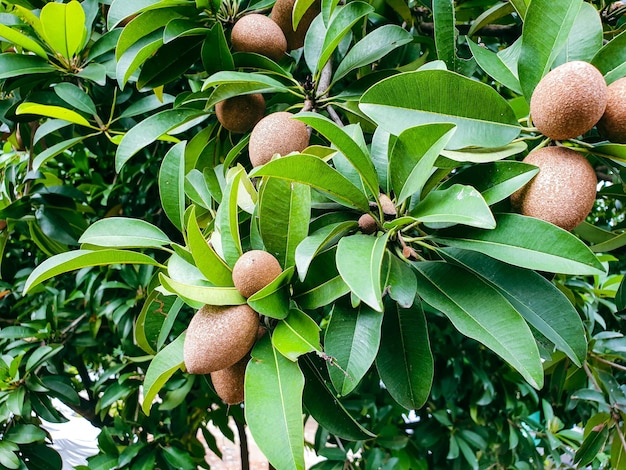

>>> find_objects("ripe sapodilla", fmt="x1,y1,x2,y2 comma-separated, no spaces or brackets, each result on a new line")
271,0,320,50
211,356,248,405
231,14,287,62
248,112,310,167
215,94,266,134
530,61,607,140
510,146,597,231
232,250,283,298
184,304,259,374
597,77,626,143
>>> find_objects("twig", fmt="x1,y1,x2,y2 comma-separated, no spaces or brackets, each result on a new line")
234,417,250,470
326,104,344,127
592,354,626,372
583,361,603,392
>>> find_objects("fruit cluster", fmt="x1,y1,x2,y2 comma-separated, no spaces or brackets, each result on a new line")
513,61,626,231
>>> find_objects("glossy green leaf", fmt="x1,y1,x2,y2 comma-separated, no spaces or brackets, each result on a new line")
16,103,94,128
468,1,515,37
114,8,181,54
4,424,46,445
360,70,521,149
612,424,626,469
115,29,163,88
53,82,97,115
159,273,245,306
413,261,543,388
293,247,350,309
247,268,294,320
159,141,186,232
0,24,47,58
434,213,605,275
411,184,496,229
0,53,55,79
202,22,234,74
0,442,20,470
142,333,185,414
246,335,305,470
553,2,603,66
135,290,182,355
468,38,522,94
440,248,587,366
202,71,291,93
376,300,433,410
250,154,370,212
258,178,311,269
518,0,583,100
40,0,86,59
440,141,527,164
32,136,89,171
163,18,209,43
574,424,609,467
79,217,171,249
293,0,317,29
106,0,188,29
591,30,626,84
214,167,244,267
336,233,389,312
272,308,321,361
325,300,383,396
25,344,62,371
432,0,456,71
390,123,456,204
23,250,161,293
384,254,417,308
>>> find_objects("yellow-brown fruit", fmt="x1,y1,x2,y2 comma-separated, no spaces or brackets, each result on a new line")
183,304,259,374
248,112,310,167
597,77,626,143
379,193,397,217
530,61,607,140
231,14,287,62
232,250,283,298
510,146,597,231
271,0,320,50
211,356,248,405
215,94,266,134
358,214,377,234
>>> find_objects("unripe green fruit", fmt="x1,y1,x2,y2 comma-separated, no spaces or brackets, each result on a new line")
248,112,310,167
232,250,283,298
231,14,287,62
215,94,266,134
597,77,626,143
271,0,320,50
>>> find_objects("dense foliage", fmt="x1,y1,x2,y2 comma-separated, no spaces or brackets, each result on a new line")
1,0,626,469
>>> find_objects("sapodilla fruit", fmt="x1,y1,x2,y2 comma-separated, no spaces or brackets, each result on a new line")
248,112,310,167
597,77,626,143
271,0,321,50
232,250,283,298
530,61,607,140
358,213,377,234
216,94,266,134
211,355,248,405
231,14,287,62
184,304,259,374
511,146,597,231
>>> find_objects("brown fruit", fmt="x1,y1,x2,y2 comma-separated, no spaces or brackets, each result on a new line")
510,146,597,231
271,0,320,50
232,250,283,298
248,112,310,167
358,214,377,234
211,356,248,405
379,193,397,217
597,77,626,143
184,304,259,374
530,61,607,140
215,94,266,134
231,14,287,62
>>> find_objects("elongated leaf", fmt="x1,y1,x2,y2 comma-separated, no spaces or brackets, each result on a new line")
202,71,291,93
414,261,543,388
245,336,305,470
16,103,94,128
115,29,163,88
107,0,187,29
553,2,603,66
0,24,47,58
246,268,293,320
468,1,515,38
434,213,605,275
32,136,89,171
40,0,86,59
440,248,587,366
293,247,350,309
159,273,245,306
142,333,185,414
336,233,389,312
0,53,54,79
385,254,417,308
159,142,186,232
468,39,522,94
517,0,583,100
202,22,234,74
575,425,609,467
79,217,171,249
116,9,183,59
4,424,46,445
432,0,457,71
376,299,433,410
360,70,520,149
24,250,161,293
135,291,181,355
439,141,527,164
272,308,321,361
592,30,626,84
215,167,244,266
53,82,97,115
250,154,370,212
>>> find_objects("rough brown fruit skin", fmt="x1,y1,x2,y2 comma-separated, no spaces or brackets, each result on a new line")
231,14,287,62
271,0,320,50
379,193,397,217
530,61,607,140
510,146,597,231
183,304,259,374
248,112,310,167
215,94,266,134
211,356,248,405
358,213,377,234
597,77,626,143
232,250,283,298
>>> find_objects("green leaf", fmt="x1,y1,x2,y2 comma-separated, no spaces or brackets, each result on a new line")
0,24,47,58
26,344,62,371
16,103,95,128
575,424,609,467
385,254,417,308
24,250,161,293
301,355,376,441
142,333,185,414
433,213,606,275
32,136,89,171
336,233,389,312
4,424,46,444
439,141,528,164
0,441,20,470
440,248,587,366
468,38,522,94
293,247,350,309
79,218,171,249
53,82,97,115
468,1,515,38
518,0,583,100
161,446,196,469
245,335,305,470
246,268,294,320
376,299,433,410
432,0,457,71
360,70,521,149
414,261,543,388
553,2,603,66
115,109,203,171
215,167,244,266
250,154,370,212
137,36,204,89
159,273,245,306
159,141,186,232
116,9,182,58
411,184,496,229
202,22,234,75
272,308,321,361
591,30,626,84
259,179,311,269
40,0,86,59
202,71,291,94
115,30,163,88
333,25,413,84
390,123,456,204
0,53,55,79
325,300,383,396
